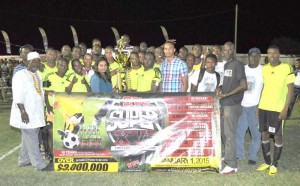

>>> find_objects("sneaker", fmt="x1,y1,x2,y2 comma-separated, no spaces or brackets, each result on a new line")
268,165,278,176
220,166,237,175
248,160,256,165
256,163,270,171
41,164,54,171
19,162,31,167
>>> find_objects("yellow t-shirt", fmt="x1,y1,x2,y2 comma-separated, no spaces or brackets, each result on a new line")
127,66,144,91
258,62,295,112
137,68,161,92
46,73,69,106
193,63,202,70
67,73,90,93
39,62,58,80
66,59,84,76
39,62,58,91
153,63,161,69
109,61,121,89
48,73,68,92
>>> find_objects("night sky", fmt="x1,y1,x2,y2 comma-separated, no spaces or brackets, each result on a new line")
0,0,300,55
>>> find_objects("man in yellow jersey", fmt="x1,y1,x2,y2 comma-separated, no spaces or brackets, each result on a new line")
127,52,144,92
66,59,91,93
44,58,69,163
38,48,58,158
46,58,69,93
61,45,72,62
138,51,145,65
137,52,161,93
66,46,82,75
79,42,87,60
256,45,295,175
192,44,203,70
39,48,58,85
105,46,120,92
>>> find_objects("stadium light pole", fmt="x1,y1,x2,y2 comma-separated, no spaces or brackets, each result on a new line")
234,4,238,53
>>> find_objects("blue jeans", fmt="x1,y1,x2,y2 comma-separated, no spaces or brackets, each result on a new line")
236,105,261,161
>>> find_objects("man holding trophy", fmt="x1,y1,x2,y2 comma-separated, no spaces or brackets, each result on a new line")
113,35,133,92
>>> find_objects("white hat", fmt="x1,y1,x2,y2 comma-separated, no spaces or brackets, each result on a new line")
27,52,40,61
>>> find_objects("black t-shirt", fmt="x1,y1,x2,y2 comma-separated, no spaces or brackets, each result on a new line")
221,59,246,106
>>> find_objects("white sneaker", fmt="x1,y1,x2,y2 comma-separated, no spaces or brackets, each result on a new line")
220,166,237,175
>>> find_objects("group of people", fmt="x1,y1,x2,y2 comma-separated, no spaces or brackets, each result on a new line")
8,35,299,174
0,58,20,101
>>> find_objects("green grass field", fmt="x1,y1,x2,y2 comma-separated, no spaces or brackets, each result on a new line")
1,96,300,186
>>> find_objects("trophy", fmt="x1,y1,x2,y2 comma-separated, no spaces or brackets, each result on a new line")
114,36,131,92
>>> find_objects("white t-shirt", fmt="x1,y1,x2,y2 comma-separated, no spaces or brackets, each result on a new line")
215,60,226,85
187,69,196,92
84,68,95,79
241,65,263,107
190,70,217,92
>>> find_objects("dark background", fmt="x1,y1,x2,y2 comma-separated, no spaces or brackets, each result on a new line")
0,0,300,55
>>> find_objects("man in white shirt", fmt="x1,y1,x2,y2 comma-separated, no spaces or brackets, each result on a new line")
236,47,263,165
10,52,52,171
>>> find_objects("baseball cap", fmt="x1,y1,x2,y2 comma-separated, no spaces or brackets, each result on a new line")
248,47,261,55
19,44,34,54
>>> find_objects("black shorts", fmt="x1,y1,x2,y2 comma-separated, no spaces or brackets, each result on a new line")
258,109,285,136
42,121,53,131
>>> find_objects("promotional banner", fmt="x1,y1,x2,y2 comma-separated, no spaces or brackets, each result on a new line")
53,93,221,173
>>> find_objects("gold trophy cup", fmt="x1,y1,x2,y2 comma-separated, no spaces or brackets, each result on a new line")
114,36,131,92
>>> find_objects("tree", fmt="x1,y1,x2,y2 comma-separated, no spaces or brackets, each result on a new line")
271,37,300,55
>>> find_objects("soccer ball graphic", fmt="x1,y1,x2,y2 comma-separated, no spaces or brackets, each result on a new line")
63,130,80,149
